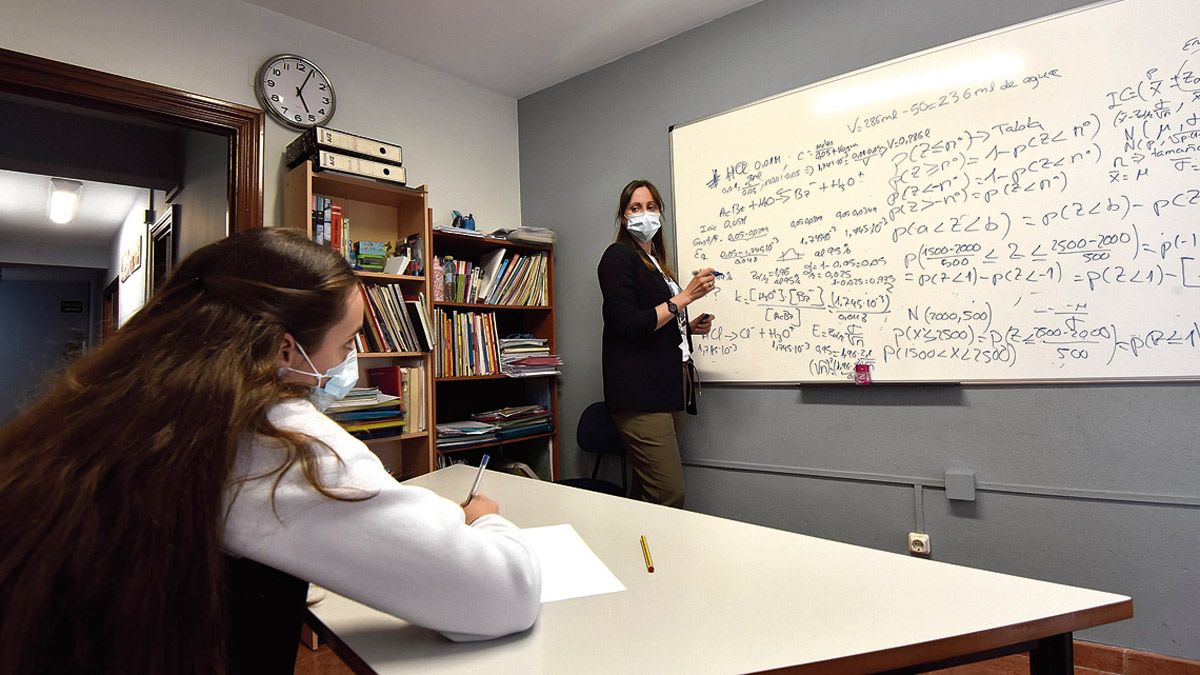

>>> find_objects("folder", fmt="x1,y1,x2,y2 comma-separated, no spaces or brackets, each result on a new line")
285,126,403,168
313,150,407,186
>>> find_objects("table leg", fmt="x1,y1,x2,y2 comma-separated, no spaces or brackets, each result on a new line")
1029,632,1073,675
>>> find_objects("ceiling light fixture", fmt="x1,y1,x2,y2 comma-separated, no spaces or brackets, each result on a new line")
48,178,83,224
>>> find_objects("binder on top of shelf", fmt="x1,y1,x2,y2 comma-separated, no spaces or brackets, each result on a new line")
313,149,407,186
285,126,403,168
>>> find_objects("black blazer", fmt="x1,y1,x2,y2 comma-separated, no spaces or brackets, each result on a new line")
597,242,692,412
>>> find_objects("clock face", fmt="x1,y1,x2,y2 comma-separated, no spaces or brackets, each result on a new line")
255,54,336,129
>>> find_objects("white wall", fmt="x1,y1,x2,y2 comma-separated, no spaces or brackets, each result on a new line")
177,129,230,259
110,192,150,325
0,0,523,231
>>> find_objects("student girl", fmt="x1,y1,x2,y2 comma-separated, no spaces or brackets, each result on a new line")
0,228,541,674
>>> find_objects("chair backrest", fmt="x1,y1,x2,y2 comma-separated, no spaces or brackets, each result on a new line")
225,555,308,674
576,401,625,456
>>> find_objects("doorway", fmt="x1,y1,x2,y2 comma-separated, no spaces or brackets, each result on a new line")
0,47,263,232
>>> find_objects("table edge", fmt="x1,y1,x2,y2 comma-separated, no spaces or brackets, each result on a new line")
752,597,1133,675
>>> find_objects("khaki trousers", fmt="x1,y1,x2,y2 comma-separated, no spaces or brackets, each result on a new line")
609,409,685,508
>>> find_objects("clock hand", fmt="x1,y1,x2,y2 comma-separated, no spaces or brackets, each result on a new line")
299,91,310,113
298,69,315,93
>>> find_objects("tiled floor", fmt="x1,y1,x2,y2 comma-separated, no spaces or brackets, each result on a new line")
293,640,1200,675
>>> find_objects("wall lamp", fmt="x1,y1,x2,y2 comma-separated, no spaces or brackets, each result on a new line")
48,178,83,224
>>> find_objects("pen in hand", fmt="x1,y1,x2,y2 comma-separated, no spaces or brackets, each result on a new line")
463,454,490,506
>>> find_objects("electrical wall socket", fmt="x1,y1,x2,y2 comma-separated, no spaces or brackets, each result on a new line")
908,532,931,556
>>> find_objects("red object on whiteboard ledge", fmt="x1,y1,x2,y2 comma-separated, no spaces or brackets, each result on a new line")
854,362,872,386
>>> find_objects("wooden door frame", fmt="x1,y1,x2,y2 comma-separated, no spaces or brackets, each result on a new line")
101,277,119,342
0,47,264,232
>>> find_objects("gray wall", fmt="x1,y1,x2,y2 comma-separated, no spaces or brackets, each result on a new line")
519,0,1199,658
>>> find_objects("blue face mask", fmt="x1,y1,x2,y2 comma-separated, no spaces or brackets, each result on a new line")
285,343,359,412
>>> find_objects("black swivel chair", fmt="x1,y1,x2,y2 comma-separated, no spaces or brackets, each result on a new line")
556,401,628,497
224,555,309,675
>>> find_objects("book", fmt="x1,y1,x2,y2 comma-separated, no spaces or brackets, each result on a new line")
358,284,389,352
383,255,410,275
329,204,343,250
367,365,404,397
477,248,506,301
285,126,403,168
405,298,433,350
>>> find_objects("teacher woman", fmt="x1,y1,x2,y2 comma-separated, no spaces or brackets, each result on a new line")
597,179,716,507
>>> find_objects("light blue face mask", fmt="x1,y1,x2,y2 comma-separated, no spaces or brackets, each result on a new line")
625,211,662,243
285,343,359,412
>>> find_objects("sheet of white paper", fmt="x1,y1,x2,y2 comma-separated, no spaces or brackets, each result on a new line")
513,524,626,603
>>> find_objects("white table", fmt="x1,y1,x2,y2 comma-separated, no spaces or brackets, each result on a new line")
304,465,1131,674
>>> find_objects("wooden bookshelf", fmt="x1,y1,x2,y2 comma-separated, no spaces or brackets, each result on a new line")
355,271,425,283
433,300,552,311
431,231,559,480
436,431,555,454
283,162,434,477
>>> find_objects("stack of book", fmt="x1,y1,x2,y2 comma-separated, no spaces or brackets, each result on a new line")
493,226,556,245
433,222,486,237
325,388,405,441
432,308,500,377
436,420,499,450
285,126,406,186
483,251,549,306
499,337,562,377
355,240,389,272
471,404,552,441
359,287,433,353
367,364,426,433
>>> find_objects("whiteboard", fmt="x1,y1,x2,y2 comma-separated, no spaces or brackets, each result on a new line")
671,0,1200,384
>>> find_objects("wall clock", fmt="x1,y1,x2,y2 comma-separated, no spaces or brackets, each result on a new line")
254,54,336,129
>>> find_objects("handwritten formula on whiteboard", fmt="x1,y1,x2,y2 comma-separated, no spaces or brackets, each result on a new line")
671,0,1200,383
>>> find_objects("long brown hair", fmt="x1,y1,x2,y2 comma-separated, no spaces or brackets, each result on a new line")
0,228,359,674
613,179,677,282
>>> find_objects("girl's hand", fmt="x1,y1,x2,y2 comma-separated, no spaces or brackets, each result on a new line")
461,494,500,524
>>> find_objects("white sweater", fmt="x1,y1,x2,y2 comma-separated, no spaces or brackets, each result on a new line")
223,398,542,641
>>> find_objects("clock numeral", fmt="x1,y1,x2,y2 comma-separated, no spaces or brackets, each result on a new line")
271,94,280,102
266,79,275,87
322,97,330,104
318,109,326,115
308,114,316,122
272,68,281,76
281,106,288,113
297,63,306,71
294,114,303,122
283,62,290,70
318,84,326,91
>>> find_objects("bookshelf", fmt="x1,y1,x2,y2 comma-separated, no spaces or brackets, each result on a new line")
431,230,559,481
283,162,433,479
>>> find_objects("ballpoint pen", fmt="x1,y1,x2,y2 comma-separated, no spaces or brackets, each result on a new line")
463,454,490,506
